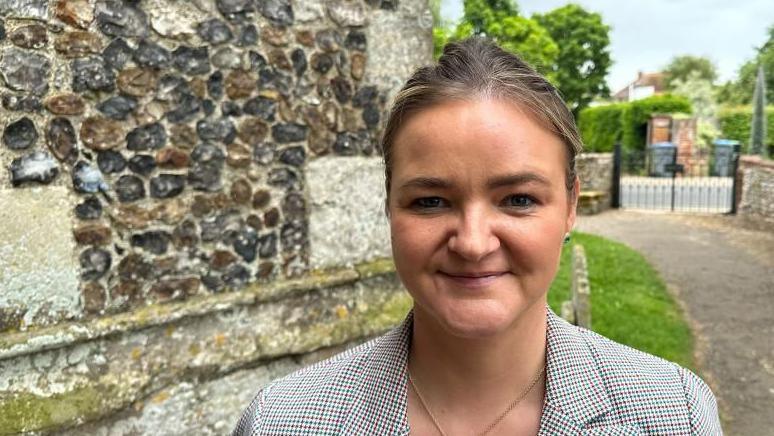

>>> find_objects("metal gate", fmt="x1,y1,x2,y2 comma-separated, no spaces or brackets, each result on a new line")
611,143,740,214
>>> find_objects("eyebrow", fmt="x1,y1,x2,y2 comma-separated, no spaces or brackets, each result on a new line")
399,177,451,190
486,173,552,189
398,172,552,190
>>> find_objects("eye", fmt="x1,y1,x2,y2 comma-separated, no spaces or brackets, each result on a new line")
502,194,536,209
411,196,448,210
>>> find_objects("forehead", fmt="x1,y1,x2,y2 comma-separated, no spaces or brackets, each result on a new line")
390,99,567,184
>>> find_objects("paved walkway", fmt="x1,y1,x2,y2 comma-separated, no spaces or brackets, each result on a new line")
576,210,774,436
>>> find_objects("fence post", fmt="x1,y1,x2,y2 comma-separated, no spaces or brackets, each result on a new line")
670,145,677,212
571,245,591,329
611,142,622,208
730,143,741,215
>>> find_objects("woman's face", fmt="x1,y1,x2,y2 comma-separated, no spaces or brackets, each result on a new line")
388,98,578,338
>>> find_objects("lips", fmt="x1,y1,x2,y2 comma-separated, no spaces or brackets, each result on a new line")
442,271,506,278
438,271,508,288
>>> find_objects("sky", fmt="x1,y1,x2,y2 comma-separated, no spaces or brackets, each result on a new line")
440,0,772,93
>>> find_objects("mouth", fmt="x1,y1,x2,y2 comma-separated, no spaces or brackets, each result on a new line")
438,271,509,288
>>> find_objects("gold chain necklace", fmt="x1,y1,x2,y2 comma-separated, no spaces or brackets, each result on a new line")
408,364,545,436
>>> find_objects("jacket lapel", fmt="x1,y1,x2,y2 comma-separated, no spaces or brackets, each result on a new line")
341,313,412,436
539,309,617,434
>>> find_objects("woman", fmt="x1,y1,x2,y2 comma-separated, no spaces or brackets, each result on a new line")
233,38,721,435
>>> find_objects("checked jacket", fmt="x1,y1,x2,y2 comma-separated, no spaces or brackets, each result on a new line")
233,308,721,435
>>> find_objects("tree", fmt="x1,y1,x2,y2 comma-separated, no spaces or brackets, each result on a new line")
534,4,612,116
670,71,719,148
430,0,451,59
457,15,559,77
715,79,742,105
717,24,774,105
463,0,519,36
441,0,557,78
750,65,768,156
663,55,718,89
431,0,612,115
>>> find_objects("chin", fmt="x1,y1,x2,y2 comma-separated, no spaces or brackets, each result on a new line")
414,292,548,340
431,300,520,339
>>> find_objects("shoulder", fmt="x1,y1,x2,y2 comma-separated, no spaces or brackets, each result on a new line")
676,364,723,434
576,325,721,433
264,334,383,402
232,327,404,436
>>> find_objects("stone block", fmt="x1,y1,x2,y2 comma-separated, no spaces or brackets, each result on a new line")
0,186,79,329
307,156,390,269
365,0,433,102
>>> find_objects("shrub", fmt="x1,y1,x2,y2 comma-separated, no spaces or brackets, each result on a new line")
578,95,692,152
718,106,774,154
578,103,625,152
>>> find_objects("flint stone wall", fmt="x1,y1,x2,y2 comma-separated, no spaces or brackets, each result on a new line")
737,155,774,231
576,152,613,204
0,0,431,433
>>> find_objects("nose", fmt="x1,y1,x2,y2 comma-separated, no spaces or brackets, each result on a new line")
447,206,500,262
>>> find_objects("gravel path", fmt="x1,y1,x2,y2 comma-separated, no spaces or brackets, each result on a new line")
575,210,774,436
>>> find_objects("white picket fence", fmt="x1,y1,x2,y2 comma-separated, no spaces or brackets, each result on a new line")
620,176,734,213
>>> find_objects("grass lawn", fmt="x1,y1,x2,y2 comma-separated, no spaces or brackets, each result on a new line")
548,231,695,370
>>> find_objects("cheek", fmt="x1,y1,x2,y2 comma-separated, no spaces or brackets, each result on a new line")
503,217,565,266
389,217,421,259
389,216,441,271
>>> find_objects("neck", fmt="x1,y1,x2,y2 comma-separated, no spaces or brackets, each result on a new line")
407,301,547,419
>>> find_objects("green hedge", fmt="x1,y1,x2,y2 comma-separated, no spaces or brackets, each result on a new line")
577,103,626,152
578,95,692,152
718,106,774,154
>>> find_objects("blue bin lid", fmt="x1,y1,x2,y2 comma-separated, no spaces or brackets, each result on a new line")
713,139,740,146
649,141,676,148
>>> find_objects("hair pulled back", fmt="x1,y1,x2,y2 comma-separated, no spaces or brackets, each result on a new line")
381,37,583,198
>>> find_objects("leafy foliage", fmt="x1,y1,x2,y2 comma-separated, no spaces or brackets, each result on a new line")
428,0,442,24
480,15,558,76
431,1,612,114
430,0,450,59
670,71,719,148
577,104,626,152
534,4,612,116
718,106,774,155
462,0,519,35
433,27,451,60
452,4,558,78
670,71,717,121
717,24,774,105
578,95,692,152
663,55,718,90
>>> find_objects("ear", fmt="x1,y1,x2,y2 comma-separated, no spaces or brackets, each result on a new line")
566,176,580,234
384,196,391,218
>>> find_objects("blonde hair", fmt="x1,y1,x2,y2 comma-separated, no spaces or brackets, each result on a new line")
381,37,583,197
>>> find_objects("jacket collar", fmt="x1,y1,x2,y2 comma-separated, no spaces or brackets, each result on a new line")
341,313,412,435
539,309,616,433
342,308,617,435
